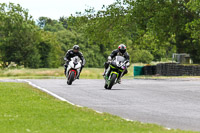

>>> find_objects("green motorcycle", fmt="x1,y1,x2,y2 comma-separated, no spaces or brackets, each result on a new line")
104,56,128,90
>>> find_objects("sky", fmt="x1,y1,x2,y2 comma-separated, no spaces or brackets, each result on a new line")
0,0,116,20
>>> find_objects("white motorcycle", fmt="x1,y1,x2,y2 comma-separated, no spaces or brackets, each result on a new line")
65,56,82,85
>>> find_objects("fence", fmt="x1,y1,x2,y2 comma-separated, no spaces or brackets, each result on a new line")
135,63,200,76
155,63,200,76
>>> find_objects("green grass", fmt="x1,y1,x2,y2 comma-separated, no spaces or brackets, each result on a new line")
1,67,200,80
0,82,196,133
0,67,134,79
0,68,64,77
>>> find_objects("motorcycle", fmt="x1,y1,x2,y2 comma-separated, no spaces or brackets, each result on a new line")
65,56,82,85
104,56,128,90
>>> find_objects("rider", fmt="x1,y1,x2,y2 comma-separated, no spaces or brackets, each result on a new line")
103,44,130,83
64,45,86,79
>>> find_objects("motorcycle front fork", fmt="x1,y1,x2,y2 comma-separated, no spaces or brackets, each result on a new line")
105,67,111,77
105,67,123,82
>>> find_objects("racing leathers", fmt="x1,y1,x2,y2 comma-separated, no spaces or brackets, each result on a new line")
104,49,130,80
64,49,86,78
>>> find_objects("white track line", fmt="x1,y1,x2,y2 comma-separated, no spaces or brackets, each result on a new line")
17,79,102,113
17,79,172,130
20,79,76,105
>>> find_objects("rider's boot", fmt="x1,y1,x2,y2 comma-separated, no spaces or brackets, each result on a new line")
64,68,67,76
118,69,127,83
77,66,84,79
102,69,106,76
76,71,80,79
64,64,68,76
117,78,121,84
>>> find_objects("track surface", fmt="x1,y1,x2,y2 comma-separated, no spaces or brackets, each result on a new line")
5,79,200,131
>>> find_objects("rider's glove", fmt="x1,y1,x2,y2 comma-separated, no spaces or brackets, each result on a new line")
126,62,130,67
81,62,85,67
122,66,126,70
108,56,112,62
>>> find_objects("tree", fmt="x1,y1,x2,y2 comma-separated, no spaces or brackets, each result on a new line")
38,31,63,68
0,3,41,68
2,0,200,68
185,0,200,63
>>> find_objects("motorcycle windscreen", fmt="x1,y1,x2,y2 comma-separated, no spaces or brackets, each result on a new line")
71,56,81,63
111,56,126,68
115,56,126,62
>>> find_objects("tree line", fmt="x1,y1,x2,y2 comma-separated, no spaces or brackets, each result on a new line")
0,1,200,68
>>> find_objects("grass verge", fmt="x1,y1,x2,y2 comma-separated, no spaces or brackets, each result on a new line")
1,67,200,80
0,67,133,79
0,82,196,133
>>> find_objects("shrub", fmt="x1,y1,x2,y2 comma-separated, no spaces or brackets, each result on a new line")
131,50,154,64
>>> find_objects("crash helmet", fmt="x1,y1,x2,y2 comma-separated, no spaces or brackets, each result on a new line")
118,44,126,54
73,45,80,53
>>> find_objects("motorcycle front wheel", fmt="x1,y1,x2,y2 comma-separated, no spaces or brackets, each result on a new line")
104,83,108,89
107,73,117,90
67,71,75,85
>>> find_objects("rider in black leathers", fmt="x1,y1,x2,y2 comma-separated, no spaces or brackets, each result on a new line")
103,44,130,83
64,45,86,79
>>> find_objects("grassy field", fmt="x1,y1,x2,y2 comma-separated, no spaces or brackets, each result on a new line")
0,82,196,133
0,67,134,79
1,67,200,80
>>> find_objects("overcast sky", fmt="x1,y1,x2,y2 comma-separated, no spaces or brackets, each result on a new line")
0,0,116,20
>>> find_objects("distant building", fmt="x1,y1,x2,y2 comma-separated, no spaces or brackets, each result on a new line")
172,53,192,64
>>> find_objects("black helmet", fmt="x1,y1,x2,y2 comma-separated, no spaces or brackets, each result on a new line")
73,45,80,53
118,44,126,54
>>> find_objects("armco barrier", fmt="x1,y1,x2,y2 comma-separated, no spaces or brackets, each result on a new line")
134,66,144,76
144,63,200,76
143,66,156,75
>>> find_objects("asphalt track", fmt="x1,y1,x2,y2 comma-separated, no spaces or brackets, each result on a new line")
2,79,200,131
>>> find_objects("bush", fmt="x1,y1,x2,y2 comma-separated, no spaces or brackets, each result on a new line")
131,50,154,64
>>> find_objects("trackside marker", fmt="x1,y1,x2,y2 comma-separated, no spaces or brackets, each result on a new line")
95,111,103,114
124,119,133,122
165,127,171,130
